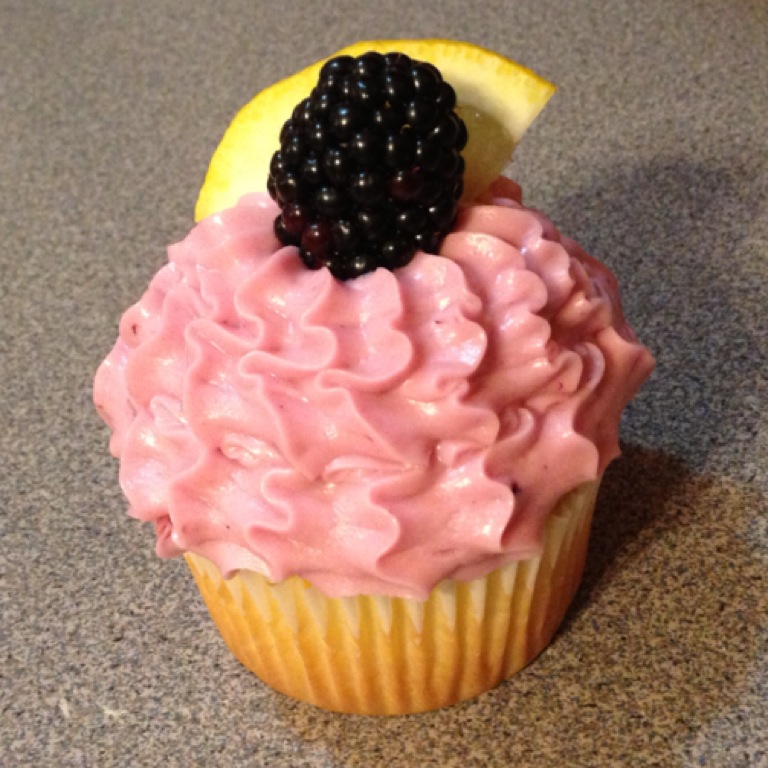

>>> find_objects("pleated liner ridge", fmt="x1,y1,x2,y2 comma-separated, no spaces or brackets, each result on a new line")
186,480,599,715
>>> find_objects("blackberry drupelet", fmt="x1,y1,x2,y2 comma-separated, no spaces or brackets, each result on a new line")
268,51,467,280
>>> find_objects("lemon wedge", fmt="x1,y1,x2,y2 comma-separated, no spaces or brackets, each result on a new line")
195,39,555,221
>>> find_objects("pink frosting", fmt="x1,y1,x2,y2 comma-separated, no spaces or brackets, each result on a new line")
94,178,654,599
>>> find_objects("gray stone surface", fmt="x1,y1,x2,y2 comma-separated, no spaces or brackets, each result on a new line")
2,0,766,766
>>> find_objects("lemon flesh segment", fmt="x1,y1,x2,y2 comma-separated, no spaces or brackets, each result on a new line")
195,39,555,222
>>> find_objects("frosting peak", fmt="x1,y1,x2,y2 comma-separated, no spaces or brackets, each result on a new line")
94,179,654,598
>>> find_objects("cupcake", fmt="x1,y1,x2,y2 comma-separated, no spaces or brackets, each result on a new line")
94,40,654,715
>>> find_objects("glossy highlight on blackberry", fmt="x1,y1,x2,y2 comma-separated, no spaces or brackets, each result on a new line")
267,51,468,280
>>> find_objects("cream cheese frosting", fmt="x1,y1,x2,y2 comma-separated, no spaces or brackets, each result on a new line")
94,177,654,599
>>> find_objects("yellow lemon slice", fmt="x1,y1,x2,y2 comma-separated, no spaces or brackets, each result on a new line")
195,39,555,221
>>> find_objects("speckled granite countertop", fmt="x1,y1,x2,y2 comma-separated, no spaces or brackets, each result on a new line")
2,1,766,766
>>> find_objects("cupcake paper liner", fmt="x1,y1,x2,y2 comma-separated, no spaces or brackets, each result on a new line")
186,480,599,715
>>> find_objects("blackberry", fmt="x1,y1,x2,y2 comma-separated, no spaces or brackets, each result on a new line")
267,51,467,280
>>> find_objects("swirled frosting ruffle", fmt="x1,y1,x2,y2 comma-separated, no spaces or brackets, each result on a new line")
94,178,654,598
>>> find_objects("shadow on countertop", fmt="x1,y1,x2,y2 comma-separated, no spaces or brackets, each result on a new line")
548,152,767,476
